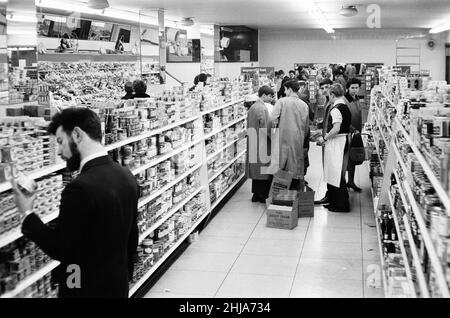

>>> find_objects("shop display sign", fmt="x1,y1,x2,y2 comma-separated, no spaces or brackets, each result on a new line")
240,66,274,77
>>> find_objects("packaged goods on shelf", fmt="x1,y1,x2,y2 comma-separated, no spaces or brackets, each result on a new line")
376,202,415,298
131,191,206,284
135,145,201,201
198,80,251,113
369,71,450,296
0,238,53,296
203,102,246,135
38,61,140,107
0,116,61,170
13,273,58,298
8,67,38,104
137,169,201,237
0,173,62,238
209,156,245,206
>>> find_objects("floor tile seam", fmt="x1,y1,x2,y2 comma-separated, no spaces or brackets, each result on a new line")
147,290,216,297
288,216,312,297
212,203,266,297
226,271,297,278
358,170,368,298
168,268,237,274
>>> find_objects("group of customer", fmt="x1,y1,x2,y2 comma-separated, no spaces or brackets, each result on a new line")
121,79,151,100
245,72,364,213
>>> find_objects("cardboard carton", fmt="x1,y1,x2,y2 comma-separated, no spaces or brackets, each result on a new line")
297,186,315,218
266,197,298,230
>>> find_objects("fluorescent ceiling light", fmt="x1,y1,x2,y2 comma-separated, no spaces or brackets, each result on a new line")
430,22,450,34
7,28,37,35
36,0,164,27
91,21,105,27
305,0,334,33
44,15,67,23
36,0,99,15
7,13,38,23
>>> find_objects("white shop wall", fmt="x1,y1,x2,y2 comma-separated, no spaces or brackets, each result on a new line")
259,29,447,81
165,63,201,90
215,62,260,80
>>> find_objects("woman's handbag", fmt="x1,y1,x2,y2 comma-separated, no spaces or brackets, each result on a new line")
348,132,366,165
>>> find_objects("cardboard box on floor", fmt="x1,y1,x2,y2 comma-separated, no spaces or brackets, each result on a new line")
265,185,315,229
266,197,298,230
297,185,315,218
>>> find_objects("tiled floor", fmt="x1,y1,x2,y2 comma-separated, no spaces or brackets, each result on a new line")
144,144,385,298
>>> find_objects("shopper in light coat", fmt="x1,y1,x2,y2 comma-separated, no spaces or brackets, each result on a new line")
271,80,309,189
245,86,274,202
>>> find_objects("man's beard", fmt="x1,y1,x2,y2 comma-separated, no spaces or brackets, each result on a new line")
65,139,81,172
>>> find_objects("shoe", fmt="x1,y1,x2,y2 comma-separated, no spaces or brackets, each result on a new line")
251,194,259,202
347,183,362,192
259,197,268,203
314,197,329,205
326,205,350,213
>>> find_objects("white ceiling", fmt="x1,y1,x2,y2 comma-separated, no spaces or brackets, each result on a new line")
108,0,450,30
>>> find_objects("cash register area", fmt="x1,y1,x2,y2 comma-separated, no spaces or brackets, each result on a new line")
144,144,384,298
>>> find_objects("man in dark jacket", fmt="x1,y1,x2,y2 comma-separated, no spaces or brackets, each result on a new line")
12,108,139,298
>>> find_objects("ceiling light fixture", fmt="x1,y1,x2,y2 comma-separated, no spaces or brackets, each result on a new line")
339,5,358,17
87,0,109,10
7,12,38,23
305,0,335,33
179,17,195,27
430,22,450,34
36,0,99,15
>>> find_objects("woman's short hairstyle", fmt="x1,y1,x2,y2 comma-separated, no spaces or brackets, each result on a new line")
329,83,345,97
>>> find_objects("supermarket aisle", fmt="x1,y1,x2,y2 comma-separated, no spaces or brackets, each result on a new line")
144,144,384,298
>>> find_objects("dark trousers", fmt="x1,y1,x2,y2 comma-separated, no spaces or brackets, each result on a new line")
327,177,349,210
290,178,301,190
252,176,273,199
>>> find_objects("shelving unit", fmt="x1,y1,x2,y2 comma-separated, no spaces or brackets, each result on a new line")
138,187,203,242
203,116,246,140
0,92,249,298
208,150,246,182
0,261,61,299
211,173,246,211
367,85,450,298
129,209,210,297
402,214,430,298
206,138,240,162
201,98,245,116
0,162,66,193
369,180,386,296
138,163,203,208
387,191,417,297
393,116,450,215
104,115,199,152
0,211,60,249
131,138,203,175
